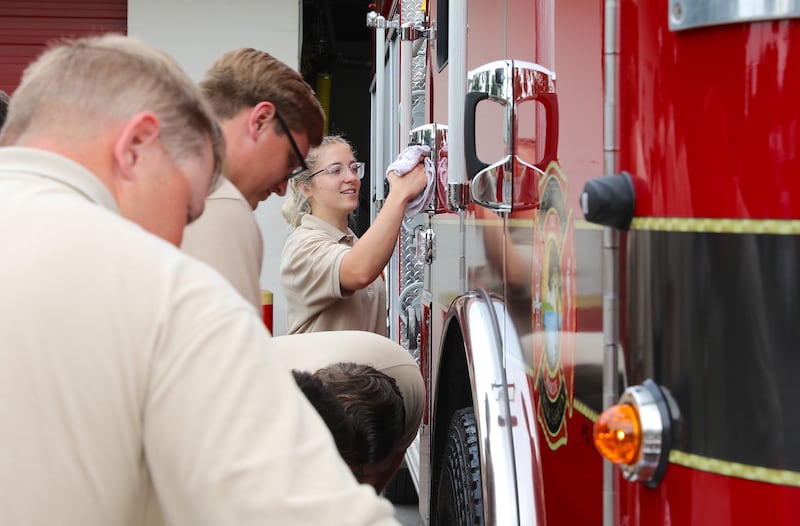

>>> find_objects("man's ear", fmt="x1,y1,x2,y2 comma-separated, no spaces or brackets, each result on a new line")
112,112,161,180
249,101,276,139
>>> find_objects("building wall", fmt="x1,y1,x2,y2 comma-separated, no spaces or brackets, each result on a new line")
129,0,301,335
0,0,127,94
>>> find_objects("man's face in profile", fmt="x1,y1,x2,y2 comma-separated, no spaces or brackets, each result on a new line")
128,139,215,246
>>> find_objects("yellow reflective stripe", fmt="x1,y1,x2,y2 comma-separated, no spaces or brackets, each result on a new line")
575,219,604,230
573,398,599,422
670,450,800,487
631,217,800,235
572,403,800,487
437,215,800,233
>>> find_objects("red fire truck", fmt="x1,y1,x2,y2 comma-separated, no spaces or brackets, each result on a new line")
368,0,800,524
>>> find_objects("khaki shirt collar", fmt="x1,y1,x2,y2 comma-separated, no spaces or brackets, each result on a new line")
299,214,355,243
0,146,119,213
209,175,246,201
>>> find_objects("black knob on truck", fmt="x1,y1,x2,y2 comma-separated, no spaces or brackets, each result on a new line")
580,172,636,230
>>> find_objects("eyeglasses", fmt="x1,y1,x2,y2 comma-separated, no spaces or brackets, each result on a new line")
309,161,365,180
275,110,309,180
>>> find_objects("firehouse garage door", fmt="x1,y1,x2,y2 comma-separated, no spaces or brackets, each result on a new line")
0,0,126,94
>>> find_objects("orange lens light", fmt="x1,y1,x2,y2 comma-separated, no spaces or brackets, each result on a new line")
593,403,642,465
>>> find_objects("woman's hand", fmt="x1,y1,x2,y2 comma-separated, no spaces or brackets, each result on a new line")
387,158,429,203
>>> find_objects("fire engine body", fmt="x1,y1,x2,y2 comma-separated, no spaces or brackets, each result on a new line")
368,0,800,524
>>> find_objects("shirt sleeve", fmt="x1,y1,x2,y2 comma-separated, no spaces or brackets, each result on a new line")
143,263,399,526
181,196,264,311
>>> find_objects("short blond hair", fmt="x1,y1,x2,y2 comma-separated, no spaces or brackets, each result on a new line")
0,34,224,184
200,48,325,148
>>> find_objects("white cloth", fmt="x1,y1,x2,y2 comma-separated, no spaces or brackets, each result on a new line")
386,144,436,218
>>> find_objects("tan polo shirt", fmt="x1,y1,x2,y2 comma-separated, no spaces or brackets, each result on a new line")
281,214,387,335
181,176,263,311
0,147,398,526
272,331,424,450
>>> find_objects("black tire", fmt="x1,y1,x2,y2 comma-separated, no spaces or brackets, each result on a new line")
433,407,484,526
382,465,418,505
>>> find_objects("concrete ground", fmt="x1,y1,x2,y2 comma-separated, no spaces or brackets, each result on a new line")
394,503,423,526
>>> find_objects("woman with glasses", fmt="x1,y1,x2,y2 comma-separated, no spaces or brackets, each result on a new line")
280,135,428,335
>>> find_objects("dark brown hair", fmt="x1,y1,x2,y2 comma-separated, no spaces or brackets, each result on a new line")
313,362,405,466
292,370,358,462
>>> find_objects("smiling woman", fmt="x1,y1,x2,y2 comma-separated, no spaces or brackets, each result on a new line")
279,135,429,335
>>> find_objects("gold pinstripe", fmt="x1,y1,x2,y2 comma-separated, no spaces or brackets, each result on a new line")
433,212,800,233
572,400,800,486
631,217,800,234
573,399,599,422
670,450,800,487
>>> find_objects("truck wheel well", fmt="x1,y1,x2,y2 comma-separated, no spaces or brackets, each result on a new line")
431,320,474,502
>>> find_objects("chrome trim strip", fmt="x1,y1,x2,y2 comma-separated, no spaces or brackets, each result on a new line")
669,0,800,31
670,450,800,487
619,385,664,482
445,291,520,525
447,0,467,187
404,431,422,494
602,0,622,522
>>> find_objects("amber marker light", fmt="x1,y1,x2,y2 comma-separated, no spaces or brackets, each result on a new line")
592,380,678,487
593,403,641,465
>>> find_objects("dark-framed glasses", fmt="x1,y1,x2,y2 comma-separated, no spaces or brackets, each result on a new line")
275,110,308,180
309,161,366,180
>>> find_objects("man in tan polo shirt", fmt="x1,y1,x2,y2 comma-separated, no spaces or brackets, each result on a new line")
181,48,324,312
0,35,397,526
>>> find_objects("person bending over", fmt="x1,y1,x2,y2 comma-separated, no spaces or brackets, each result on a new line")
181,48,325,311
293,362,405,490
291,368,357,460
274,330,425,493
